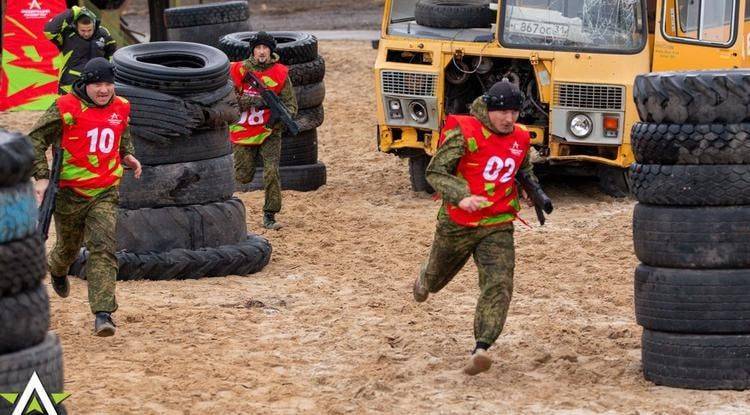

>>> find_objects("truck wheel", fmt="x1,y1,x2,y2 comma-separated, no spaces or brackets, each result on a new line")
294,106,325,132
134,125,231,166
0,284,49,355
596,166,630,198
288,56,326,86
0,235,46,298
218,31,318,65
294,82,326,110
236,162,327,193
164,1,249,28
409,155,435,194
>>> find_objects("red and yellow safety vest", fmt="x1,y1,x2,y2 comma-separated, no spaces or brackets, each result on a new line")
439,115,531,227
56,93,130,198
228,61,288,146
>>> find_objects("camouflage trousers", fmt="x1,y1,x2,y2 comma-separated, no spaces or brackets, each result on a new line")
49,187,118,314
233,133,282,214
420,214,515,346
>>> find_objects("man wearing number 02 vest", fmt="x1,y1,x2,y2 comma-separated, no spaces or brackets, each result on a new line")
230,31,297,230
412,80,545,376
29,58,142,337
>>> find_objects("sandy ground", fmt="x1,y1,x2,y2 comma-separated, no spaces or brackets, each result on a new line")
2,41,750,414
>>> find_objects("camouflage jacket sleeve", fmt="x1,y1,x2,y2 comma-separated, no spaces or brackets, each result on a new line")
119,125,134,159
518,152,539,184
28,103,63,180
100,26,117,59
44,9,73,49
425,128,472,205
280,75,297,116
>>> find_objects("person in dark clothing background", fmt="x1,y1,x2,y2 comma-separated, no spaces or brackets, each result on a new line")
44,6,117,94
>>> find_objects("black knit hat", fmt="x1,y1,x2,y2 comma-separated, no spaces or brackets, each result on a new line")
482,80,524,111
248,31,277,54
80,58,115,84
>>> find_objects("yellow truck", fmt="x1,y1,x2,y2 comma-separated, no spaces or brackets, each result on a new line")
373,0,748,196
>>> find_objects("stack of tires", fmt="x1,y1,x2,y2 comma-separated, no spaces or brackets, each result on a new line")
631,70,750,390
219,31,327,192
0,131,66,413
74,42,272,281
164,1,252,49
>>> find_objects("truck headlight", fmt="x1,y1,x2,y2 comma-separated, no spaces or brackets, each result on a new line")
408,100,428,124
569,114,593,138
388,99,403,119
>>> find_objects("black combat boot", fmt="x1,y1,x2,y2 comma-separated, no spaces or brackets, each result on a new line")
94,312,116,337
50,275,70,298
263,212,283,230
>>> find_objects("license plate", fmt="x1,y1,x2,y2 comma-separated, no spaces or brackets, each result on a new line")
507,20,570,39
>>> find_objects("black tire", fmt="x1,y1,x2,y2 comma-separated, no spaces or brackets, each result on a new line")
114,42,230,95
167,21,252,50
0,235,47,298
73,234,272,280
134,125,231,166
0,284,49,355
408,154,435,194
0,129,34,188
0,333,65,414
218,31,318,65
116,83,202,141
89,0,126,9
288,56,326,86
117,198,246,253
415,0,492,29
0,182,37,244
236,162,327,192
182,81,235,106
631,122,750,165
256,130,318,167
597,166,631,198
294,82,325,109
630,164,750,206
633,204,750,269
119,154,235,209
635,264,750,334
294,106,325,132
642,329,750,390
633,70,750,124
164,1,249,28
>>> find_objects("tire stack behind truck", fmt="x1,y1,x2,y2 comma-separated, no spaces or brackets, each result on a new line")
219,31,327,193
631,70,750,390
164,1,252,49
0,130,67,414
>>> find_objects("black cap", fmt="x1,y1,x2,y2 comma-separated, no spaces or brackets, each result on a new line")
79,58,115,84
482,80,524,111
248,31,277,54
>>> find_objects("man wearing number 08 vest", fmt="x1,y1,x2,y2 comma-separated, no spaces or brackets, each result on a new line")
230,31,297,230
413,80,543,375
29,58,142,337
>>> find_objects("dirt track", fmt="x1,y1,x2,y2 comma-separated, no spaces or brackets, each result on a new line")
2,41,750,414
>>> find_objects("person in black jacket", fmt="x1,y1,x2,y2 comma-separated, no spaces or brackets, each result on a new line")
44,6,117,94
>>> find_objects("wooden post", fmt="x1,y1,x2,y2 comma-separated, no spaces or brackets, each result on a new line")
148,0,169,42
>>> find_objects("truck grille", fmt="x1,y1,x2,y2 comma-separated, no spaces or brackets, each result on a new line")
381,71,437,97
554,83,624,111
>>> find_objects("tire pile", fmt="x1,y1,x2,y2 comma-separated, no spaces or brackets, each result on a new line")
0,131,66,414
219,31,327,192
165,1,252,49
73,42,272,281
631,70,750,390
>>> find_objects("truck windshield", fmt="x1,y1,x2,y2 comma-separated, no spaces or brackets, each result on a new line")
500,0,647,52
387,0,496,42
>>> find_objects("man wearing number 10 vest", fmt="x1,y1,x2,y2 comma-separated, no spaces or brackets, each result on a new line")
412,80,545,376
230,31,297,230
29,58,142,337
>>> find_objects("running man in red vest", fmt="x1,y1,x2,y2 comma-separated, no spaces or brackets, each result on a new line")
29,58,142,337
413,80,544,375
230,31,297,230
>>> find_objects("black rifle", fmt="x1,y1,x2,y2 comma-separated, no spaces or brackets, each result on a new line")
517,170,553,226
243,71,300,136
38,145,63,240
